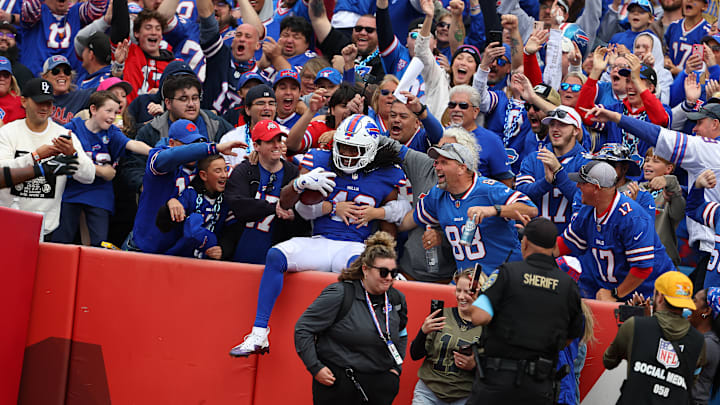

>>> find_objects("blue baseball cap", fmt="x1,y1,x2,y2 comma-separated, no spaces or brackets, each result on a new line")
314,67,342,85
702,34,720,45
273,69,300,88
42,55,71,74
169,119,206,144
0,56,12,74
238,71,267,89
627,0,654,15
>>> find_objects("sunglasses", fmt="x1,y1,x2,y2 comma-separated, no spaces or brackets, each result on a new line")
525,104,539,111
372,266,399,278
710,45,720,52
437,21,450,29
263,172,277,192
0,32,15,40
380,89,392,96
409,32,419,40
496,57,509,67
560,82,582,92
448,101,471,109
51,66,72,76
354,25,376,34
548,109,569,119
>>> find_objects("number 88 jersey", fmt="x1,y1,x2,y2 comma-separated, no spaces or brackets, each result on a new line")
414,174,536,274
561,192,674,298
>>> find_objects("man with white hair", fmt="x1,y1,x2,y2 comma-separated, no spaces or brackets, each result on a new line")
400,141,538,275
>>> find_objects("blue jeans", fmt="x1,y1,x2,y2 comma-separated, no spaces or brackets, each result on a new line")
52,202,109,246
412,379,469,405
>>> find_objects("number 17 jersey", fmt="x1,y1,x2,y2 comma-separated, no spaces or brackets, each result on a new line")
561,192,673,297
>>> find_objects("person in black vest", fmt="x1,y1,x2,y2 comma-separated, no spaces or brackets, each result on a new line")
604,271,706,404
467,217,584,405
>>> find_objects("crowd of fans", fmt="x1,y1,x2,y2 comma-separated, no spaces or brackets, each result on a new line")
1,0,720,401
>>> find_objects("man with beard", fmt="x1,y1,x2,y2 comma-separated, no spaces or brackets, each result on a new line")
653,0,684,39
516,106,589,233
221,84,278,167
513,79,562,150
215,0,238,45
199,0,267,114
307,0,384,84
0,22,31,90
387,98,443,153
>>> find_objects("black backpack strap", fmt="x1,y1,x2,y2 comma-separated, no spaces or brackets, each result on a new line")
334,280,355,324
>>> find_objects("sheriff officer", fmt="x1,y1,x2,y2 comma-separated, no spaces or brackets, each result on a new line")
467,217,584,404
603,271,705,404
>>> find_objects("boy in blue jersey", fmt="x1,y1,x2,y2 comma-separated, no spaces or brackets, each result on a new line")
230,114,410,357
272,69,302,129
607,0,656,50
686,170,720,288
399,142,538,275
517,106,589,233
664,0,711,71
557,160,674,300
20,0,107,76
124,119,246,253
53,91,151,246
158,155,235,259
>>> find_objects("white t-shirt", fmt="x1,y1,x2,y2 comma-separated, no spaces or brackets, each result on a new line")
0,119,95,234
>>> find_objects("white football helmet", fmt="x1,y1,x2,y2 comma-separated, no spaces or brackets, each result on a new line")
332,114,380,174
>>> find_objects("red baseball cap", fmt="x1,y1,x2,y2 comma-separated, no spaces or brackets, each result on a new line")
252,120,286,142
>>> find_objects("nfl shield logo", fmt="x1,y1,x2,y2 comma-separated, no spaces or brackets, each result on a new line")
656,338,680,368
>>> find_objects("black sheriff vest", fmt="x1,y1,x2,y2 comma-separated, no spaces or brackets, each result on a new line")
618,316,704,405
484,258,577,360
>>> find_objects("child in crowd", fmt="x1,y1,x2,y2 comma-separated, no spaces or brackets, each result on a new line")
52,91,151,246
639,147,685,267
157,154,235,259
607,0,655,50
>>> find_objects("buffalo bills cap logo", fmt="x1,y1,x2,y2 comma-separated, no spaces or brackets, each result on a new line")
186,122,197,132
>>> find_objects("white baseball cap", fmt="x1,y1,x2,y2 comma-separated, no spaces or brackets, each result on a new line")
541,105,583,129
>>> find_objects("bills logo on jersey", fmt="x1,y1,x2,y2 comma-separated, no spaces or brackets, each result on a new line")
506,148,519,164
102,135,110,144
356,66,372,78
656,339,680,368
0,108,5,120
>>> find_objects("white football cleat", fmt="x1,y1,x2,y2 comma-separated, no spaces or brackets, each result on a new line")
229,327,270,357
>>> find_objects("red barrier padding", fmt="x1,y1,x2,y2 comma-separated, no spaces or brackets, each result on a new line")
19,243,81,405
21,241,627,404
0,207,42,405
69,247,261,404
253,272,457,405
579,299,621,401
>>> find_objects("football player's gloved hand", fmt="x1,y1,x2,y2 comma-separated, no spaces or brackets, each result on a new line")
293,167,337,196
35,154,79,177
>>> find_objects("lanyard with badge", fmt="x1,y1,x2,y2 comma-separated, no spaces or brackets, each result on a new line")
363,288,403,366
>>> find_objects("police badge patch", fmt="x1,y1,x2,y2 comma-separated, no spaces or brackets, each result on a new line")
656,338,680,368
481,269,499,292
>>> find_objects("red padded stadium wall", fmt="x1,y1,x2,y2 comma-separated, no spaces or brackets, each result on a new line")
0,207,41,405
20,244,622,404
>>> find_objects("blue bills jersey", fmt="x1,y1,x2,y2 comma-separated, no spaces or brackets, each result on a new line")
165,185,235,258
561,192,673,297
686,186,720,288
664,18,711,67
300,149,407,243
414,174,536,274
131,143,217,253
484,90,533,174
20,4,86,76
163,16,206,81
61,118,129,213
516,142,589,233
233,165,285,264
